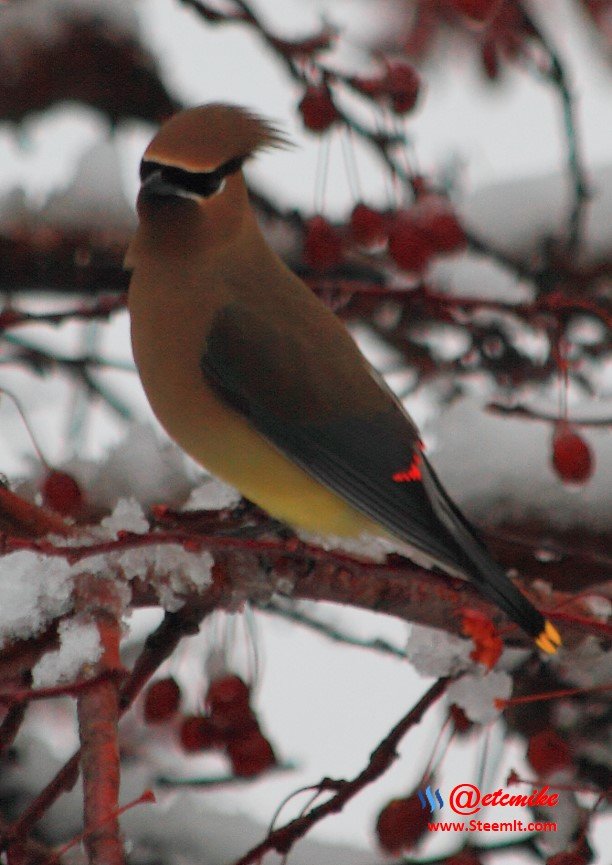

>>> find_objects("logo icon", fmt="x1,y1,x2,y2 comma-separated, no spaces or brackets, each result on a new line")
418,786,444,813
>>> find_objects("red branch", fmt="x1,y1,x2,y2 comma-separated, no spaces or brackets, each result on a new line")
7,598,220,846
75,576,125,865
0,518,605,647
0,669,127,706
0,487,71,539
51,790,156,864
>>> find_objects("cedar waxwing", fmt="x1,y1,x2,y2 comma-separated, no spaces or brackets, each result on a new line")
127,104,561,654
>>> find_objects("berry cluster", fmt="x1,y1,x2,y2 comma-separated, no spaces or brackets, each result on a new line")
299,60,421,134
144,674,276,778
348,60,421,115
304,194,466,273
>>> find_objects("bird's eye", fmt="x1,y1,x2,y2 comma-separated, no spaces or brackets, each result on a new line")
159,165,226,198
140,160,159,182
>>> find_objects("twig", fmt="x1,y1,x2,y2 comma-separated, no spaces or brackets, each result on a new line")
8,599,220,842
1,333,136,420
258,598,407,659
519,2,590,248
0,296,126,332
0,704,27,753
0,485,70,537
230,677,450,865
486,402,612,426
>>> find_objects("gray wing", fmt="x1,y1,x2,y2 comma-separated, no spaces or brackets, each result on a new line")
200,302,548,639
200,302,475,572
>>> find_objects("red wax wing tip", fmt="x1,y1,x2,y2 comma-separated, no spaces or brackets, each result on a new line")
461,608,503,669
392,452,422,482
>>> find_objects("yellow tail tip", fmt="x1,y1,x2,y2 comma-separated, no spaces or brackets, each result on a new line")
535,621,562,654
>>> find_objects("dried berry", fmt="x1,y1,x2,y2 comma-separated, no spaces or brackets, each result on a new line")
227,730,276,777
546,851,588,865
388,211,435,273
179,715,223,752
527,729,572,776
445,851,483,865
414,194,466,253
299,85,339,132
376,793,430,853
206,674,257,736
552,424,593,484
384,61,421,114
449,703,473,735
144,677,181,723
448,0,501,23
349,203,387,248
304,216,343,270
41,470,84,517
206,675,250,712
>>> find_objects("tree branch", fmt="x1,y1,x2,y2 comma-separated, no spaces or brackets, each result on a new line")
231,677,450,865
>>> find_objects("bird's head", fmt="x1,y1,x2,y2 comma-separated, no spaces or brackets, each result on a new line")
137,104,286,226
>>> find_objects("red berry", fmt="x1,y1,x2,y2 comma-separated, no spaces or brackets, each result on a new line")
206,675,257,736
375,794,430,853
179,715,223,752
447,0,501,22
388,211,435,273
445,852,483,865
546,852,588,865
449,703,473,735
414,195,466,253
227,730,276,777
212,705,259,738
384,61,421,114
551,424,593,484
350,64,419,114
303,216,343,270
41,470,84,517
348,74,386,98
143,677,181,723
481,40,500,80
206,675,250,712
349,203,387,248
299,85,339,133
527,729,572,776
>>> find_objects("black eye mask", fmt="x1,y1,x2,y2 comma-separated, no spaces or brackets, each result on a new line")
140,154,246,198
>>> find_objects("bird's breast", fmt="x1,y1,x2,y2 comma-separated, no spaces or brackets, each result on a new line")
127,263,378,539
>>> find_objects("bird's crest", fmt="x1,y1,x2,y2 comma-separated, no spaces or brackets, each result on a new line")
143,103,290,174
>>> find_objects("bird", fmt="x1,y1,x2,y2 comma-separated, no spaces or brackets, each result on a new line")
126,103,561,654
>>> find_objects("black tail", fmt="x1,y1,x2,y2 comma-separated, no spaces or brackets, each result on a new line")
419,455,561,653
